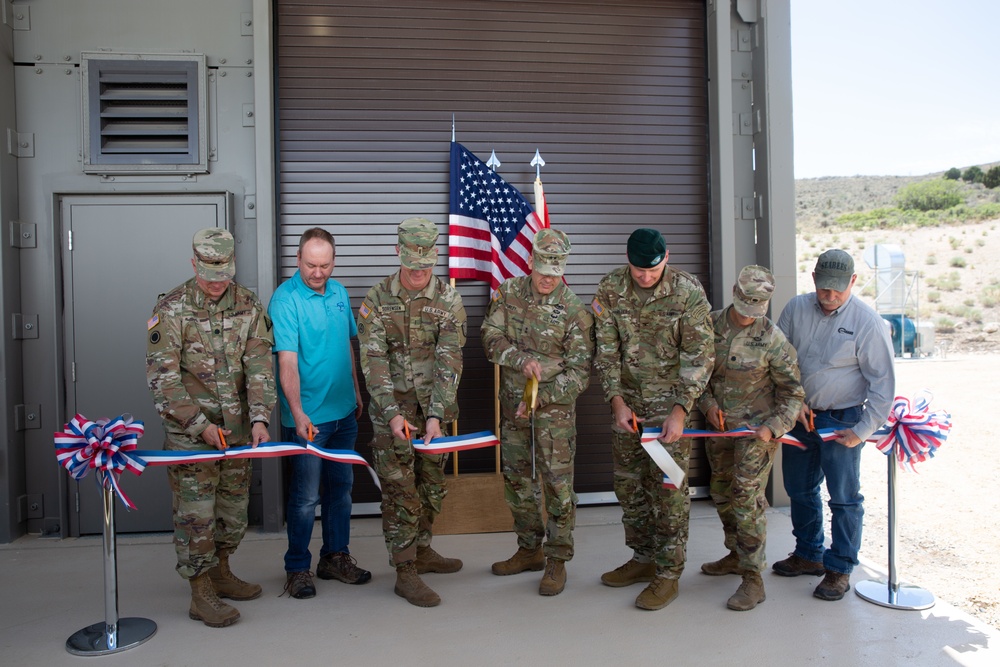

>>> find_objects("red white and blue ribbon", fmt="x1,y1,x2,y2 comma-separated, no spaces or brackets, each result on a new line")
136,441,384,490
411,430,500,454
56,417,505,508
871,392,952,471
54,414,147,509
641,426,840,488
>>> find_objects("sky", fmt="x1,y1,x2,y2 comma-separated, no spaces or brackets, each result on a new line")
791,0,1000,179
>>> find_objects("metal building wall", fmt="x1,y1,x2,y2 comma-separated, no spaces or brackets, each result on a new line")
4,0,266,539
0,0,796,542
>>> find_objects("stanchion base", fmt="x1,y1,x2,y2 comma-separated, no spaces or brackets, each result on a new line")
66,617,157,656
855,578,935,610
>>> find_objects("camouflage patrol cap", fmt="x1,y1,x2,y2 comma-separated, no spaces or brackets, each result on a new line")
627,228,667,268
531,228,571,277
732,264,775,318
814,249,855,291
192,228,235,282
398,217,439,269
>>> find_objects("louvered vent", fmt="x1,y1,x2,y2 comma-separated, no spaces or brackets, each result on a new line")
82,53,207,174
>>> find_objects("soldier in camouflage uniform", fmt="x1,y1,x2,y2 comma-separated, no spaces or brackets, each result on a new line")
697,265,804,611
146,228,276,628
357,217,467,607
592,228,714,611
481,228,594,596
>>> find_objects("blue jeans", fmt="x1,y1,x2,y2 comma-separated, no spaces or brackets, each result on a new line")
781,406,865,575
283,416,358,573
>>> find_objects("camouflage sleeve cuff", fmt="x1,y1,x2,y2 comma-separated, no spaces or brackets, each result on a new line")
185,413,211,438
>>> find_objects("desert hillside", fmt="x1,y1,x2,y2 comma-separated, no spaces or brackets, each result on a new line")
794,168,1000,354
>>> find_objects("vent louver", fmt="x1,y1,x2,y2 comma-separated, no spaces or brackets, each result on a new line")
82,53,207,174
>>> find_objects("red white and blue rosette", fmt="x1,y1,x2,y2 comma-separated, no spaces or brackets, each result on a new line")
54,414,147,509
871,392,952,471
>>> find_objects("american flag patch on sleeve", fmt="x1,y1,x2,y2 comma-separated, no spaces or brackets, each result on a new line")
359,302,371,319
591,299,604,316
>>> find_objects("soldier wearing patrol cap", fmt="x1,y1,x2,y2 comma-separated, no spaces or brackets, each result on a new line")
696,265,804,611
146,228,276,627
357,217,467,607
592,228,714,610
482,227,594,596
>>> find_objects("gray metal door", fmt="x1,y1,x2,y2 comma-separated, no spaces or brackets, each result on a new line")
61,194,229,535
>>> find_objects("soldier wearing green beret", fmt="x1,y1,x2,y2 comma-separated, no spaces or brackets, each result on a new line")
146,228,276,627
482,228,594,596
697,265,804,611
357,217,467,607
592,228,715,610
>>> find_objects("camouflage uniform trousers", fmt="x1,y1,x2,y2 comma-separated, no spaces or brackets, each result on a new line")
611,398,692,579
705,435,778,573
370,417,449,567
499,404,578,562
166,449,252,580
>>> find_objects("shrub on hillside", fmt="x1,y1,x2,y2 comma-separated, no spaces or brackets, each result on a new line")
944,167,961,180
962,166,984,183
984,166,1000,189
895,180,963,211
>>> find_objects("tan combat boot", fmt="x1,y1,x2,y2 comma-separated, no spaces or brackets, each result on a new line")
394,561,441,607
700,551,742,576
208,548,262,601
492,547,545,576
189,573,241,627
538,559,567,596
415,545,463,574
635,576,679,611
600,558,656,587
727,571,766,611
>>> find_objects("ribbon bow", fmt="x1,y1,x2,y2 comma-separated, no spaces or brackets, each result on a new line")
54,414,147,509
874,392,952,471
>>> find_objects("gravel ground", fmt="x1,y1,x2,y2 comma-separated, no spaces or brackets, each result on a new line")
855,354,1000,630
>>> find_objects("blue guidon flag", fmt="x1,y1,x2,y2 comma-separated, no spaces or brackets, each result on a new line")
447,142,546,291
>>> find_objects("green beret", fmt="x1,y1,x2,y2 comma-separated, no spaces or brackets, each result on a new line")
627,228,666,268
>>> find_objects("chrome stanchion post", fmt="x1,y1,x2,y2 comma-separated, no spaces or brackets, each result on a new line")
66,483,157,655
855,441,935,610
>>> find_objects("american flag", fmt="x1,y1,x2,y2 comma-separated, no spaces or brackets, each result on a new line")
448,142,547,291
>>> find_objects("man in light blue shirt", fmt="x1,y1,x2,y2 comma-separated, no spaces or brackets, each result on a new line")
773,249,894,601
269,228,371,599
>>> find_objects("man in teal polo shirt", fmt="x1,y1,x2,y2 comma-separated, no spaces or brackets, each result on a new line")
269,227,371,599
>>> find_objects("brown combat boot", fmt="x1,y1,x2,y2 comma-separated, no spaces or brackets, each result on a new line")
538,559,567,596
394,561,441,607
492,547,545,576
600,558,656,587
208,548,262,601
813,571,851,601
189,573,240,627
635,576,679,611
772,553,825,577
701,551,742,576
727,572,766,611
415,545,463,574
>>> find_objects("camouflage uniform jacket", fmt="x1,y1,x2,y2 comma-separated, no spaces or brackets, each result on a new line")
146,278,276,447
357,272,467,428
481,276,594,415
592,265,714,413
696,305,805,438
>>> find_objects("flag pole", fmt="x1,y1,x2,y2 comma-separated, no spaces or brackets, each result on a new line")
486,148,503,476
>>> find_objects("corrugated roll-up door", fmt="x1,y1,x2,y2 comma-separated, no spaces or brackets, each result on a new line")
276,0,711,503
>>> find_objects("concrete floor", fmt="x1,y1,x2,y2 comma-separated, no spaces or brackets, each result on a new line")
1,503,996,667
